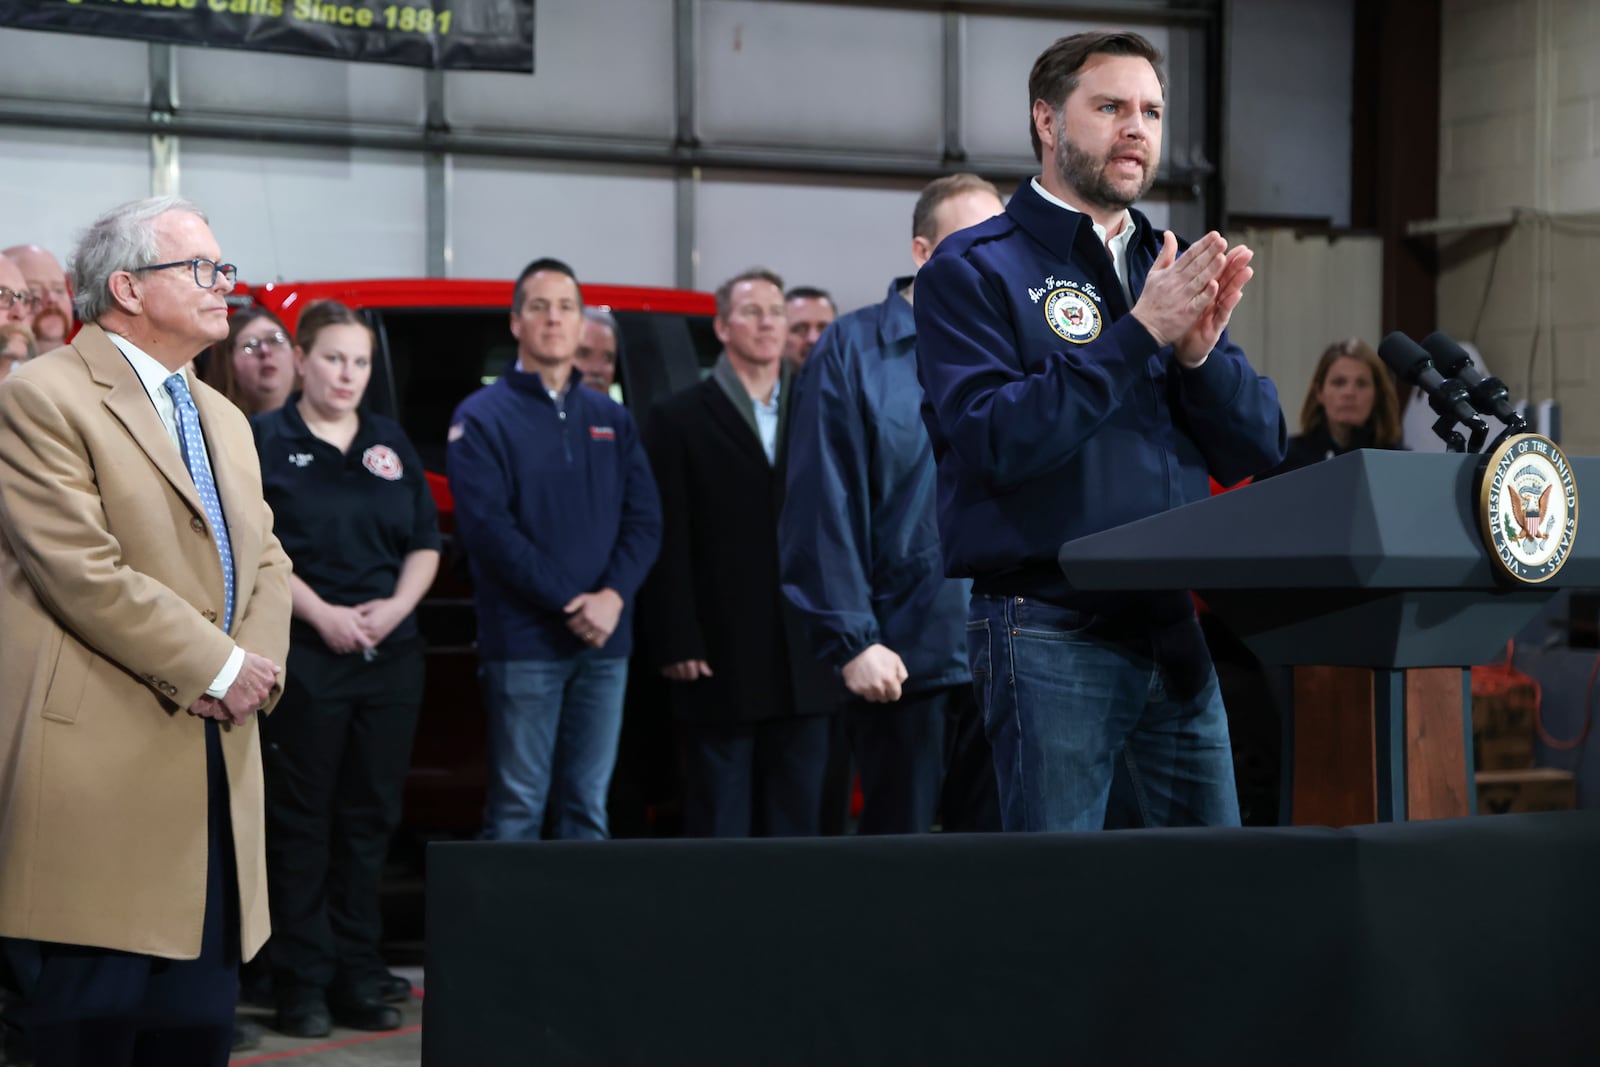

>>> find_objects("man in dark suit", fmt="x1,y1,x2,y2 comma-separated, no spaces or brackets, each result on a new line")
641,267,832,837
0,196,292,1066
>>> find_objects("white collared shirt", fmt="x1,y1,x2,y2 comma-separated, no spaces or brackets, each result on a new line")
1032,177,1136,305
105,332,243,698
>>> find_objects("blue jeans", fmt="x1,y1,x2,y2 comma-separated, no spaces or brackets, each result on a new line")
481,656,628,841
967,595,1240,832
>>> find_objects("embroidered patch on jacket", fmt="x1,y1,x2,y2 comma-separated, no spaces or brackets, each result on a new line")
1044,283,1102,344
590,425,616,441
362,445,404,481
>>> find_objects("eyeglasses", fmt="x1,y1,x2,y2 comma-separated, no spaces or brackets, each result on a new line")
131,258,238,289
239,331,290,356
0,287,36,311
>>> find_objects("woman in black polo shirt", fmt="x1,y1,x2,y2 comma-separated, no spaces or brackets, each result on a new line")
252,300,440,1038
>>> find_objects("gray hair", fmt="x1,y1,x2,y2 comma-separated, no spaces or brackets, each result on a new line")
71,195,208,323
582,306,618,335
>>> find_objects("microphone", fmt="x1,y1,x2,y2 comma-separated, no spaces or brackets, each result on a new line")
1377,332,1486,433
1419,331,1522,426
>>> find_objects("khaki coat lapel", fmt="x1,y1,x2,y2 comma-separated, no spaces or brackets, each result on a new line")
77,325,206,521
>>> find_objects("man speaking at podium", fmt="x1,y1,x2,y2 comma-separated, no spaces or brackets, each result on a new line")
915,31,1286,833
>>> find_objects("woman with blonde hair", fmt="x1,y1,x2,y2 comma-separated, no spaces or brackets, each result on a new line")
1267,337,1403,477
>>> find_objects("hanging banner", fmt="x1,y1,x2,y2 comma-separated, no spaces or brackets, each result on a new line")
0,0,533,72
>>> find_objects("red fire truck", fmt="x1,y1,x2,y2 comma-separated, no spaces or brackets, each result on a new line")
227,278,720,841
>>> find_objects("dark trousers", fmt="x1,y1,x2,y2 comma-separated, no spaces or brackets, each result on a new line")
680,716,830,837
816,716,854,836
841,689,947,835
262,642,422,1000
0,720,238,1067
938,683,1002,832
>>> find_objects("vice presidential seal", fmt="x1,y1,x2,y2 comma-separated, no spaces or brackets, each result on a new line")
1044,284,1102,344
1479,433,1578,584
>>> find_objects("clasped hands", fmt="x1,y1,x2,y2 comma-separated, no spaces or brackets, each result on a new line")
1130,230,1254,368
312,597,409,657
564,588,623,650
188,651,282,726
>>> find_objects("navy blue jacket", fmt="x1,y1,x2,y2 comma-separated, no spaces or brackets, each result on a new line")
915,180,1286,614
446,364,662,660
780,278,970,696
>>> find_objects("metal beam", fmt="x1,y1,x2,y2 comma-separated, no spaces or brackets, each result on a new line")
942,11,965,163
794,0,1219,25
148,44,179,196
676,168,699,291
673,0,700,290
0,100,1204,196
675,0,699,151
424,69,450,277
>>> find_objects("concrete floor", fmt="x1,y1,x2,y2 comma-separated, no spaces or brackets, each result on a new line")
229,966,424,1067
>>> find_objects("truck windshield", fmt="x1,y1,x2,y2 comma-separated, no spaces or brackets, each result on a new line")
370,307,718,473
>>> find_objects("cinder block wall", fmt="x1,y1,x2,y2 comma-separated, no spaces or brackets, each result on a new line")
1438,0,1600,454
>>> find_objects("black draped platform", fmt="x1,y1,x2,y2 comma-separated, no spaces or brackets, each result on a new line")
424,812,1600,1065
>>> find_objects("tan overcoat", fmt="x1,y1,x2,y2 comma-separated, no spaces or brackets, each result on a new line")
0,324,291,961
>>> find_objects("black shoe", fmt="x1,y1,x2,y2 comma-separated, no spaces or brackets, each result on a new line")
379,971,412,1003
329,995,402,1032
274,988,333,1039
232,1018,263,1052
239,960,275,1009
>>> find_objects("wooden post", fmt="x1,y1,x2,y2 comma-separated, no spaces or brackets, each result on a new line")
1290,665,1471,826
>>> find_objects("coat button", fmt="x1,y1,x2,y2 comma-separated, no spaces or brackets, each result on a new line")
190,516,205,534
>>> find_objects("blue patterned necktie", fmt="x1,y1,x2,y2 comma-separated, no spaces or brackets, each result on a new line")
164,373,235,631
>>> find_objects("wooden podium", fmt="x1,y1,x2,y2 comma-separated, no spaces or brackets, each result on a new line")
1058,450,1600,825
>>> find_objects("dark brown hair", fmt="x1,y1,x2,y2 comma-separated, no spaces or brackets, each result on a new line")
1300,338,1402,447
714,268,785,322
294,299,373,353
512,257,580,316
912,173,1003,242
1028,31,1167,161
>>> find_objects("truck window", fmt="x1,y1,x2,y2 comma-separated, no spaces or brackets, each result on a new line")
370,307,717,473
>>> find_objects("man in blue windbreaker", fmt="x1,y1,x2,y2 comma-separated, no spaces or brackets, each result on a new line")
781,174,1005,835
915,31,1286,833
447,257,662,842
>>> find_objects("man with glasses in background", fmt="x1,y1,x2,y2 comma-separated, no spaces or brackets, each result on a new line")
0,255,31,329
0,195,291,1066
232,318,297,415
4,245,73,348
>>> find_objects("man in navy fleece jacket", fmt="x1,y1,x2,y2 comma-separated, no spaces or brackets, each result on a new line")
447,257,661,841
914,31,1286,834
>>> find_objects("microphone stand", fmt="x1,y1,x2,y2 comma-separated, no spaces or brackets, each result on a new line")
1431,412,1468,453
1486,412,1531,455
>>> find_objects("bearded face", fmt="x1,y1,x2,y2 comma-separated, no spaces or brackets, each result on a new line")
1052,117,1157,213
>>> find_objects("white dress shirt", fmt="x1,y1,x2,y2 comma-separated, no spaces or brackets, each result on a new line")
1031,177,1136,305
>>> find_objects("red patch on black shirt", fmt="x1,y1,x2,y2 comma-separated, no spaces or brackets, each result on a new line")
590,425,616,441
362,444,404,481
